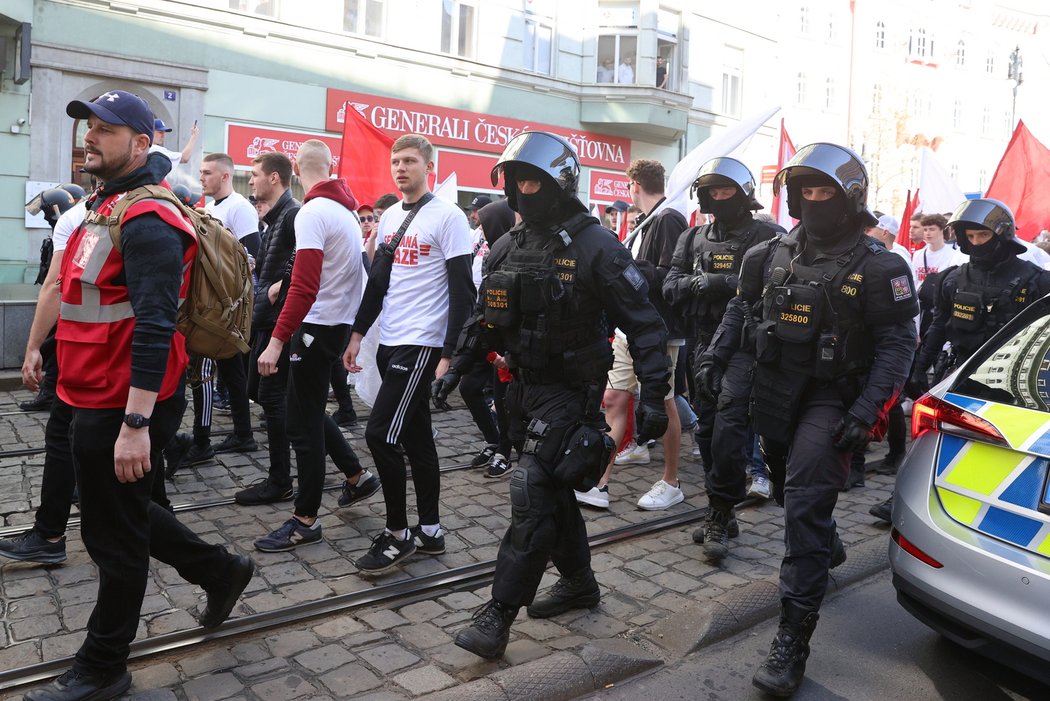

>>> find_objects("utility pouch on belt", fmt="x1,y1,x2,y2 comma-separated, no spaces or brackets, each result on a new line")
750,364,808,443
754,320,780,363
553,424,615,491
772,284,822,344
814,332,840,382
484,269,519,327
950,290,984,332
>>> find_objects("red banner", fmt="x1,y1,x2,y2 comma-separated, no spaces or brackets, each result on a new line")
588,170,632,204
326,89,631,171
225,123,343,169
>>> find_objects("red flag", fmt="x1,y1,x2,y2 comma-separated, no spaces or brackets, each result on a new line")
617,211,628,240
985,121,1050,241
898,189,918,255
338,104,395,208
771,119,797,229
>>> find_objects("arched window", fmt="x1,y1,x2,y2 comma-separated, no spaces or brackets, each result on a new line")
956,40,965,67
986,54,995,74
825,77,835,110
875,21,885,49
800,6,809,34
797,72,806,106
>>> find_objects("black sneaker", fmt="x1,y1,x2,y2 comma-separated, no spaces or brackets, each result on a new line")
484,453,512,478
235,478,294,506
357,531,416,573
338,470,381,507
19,390,55,413
0,529,67,565
411,525,446,555
163,432,193,480
332,409,358,428
212,395,231,413
254,518,322,552
471,445,498,468
173,442,215,477
214,434,259,454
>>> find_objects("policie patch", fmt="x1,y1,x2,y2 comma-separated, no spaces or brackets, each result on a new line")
890,275,913,302
623,263,646,291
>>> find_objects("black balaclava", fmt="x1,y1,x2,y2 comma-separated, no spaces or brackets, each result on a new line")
795,174,850,246
512,163,562,226
967,233,1009,271
708,190,750,228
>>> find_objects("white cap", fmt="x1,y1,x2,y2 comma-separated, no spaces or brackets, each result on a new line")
876,214,900,236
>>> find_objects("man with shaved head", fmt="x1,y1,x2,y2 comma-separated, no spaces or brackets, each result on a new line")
253,139,379,552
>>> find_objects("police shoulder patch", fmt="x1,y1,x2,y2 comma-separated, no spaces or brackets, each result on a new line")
890,275,913,302
623,263,646,291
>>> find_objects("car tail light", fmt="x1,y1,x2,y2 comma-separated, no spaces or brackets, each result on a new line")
911,394,1006,445
891,528,944,568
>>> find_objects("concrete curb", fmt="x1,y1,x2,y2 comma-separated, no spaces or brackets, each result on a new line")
418,536,891,701
417,641,662,701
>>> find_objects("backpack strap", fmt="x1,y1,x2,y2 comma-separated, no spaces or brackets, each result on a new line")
106,185,185,252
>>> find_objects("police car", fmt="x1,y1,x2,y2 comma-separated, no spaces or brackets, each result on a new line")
890,294,1050,684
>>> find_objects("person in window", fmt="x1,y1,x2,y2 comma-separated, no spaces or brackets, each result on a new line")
618,56,635,84
597,57,615,83
656,56,668,89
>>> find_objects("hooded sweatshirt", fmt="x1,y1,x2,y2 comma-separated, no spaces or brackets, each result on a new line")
272,178,362,342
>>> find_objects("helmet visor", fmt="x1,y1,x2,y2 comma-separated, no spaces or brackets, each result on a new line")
491,131,579,192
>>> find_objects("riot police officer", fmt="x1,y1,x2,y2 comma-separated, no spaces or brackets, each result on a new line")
906,198,1050,397
713,143,917,695
663,157,778,562
439,131,670,660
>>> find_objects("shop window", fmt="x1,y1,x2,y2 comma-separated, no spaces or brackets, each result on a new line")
441,0,476,59
344,0,384,38
524,17,553,75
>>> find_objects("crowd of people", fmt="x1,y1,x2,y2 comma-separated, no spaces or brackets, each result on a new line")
4,86,1042,700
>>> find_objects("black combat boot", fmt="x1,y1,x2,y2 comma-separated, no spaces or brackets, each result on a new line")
526,569,600,618
698,506,733,562
454,599,519,659
19,388,56,412
752,602,820,697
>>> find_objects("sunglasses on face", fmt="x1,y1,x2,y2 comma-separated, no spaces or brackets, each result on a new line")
360,214,376,222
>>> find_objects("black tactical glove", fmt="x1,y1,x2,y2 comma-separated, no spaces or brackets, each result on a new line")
695,360,725,402
430,370,460,411
832,415,873,453
904,369,930,400
689,273,710,295
635,400,669,445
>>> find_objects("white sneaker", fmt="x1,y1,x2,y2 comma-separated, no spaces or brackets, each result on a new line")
637,480,684,511
748,473,772,500
575,485,610,508
614,443,650,465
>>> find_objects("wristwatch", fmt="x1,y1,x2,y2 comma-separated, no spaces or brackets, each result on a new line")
123,413,151,429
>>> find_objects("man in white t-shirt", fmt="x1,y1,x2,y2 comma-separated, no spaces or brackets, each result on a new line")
253,140,379,552
166,153,261,476
344,133,474,574
911,212,963,288
148,117,199,170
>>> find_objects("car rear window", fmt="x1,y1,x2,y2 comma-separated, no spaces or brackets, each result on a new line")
950,313,1050,412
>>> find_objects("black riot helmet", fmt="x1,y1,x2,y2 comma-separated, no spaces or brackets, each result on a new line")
948,198,1026,256
26,188,76,229
692,157,762,213
172,185,195,207
773,142,877,226
59,183,87,202
490,131,580,211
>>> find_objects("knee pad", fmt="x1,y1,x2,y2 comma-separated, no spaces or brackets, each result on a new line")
509,466,530,513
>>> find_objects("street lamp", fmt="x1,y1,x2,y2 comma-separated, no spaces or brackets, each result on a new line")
1008,45,1023,127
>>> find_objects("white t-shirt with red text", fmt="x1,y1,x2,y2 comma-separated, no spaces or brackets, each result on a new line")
376,197,472,348
912,244,965,288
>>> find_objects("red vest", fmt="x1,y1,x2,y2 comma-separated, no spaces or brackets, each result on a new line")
56,190,197,409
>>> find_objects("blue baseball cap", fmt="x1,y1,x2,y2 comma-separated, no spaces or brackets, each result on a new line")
66,90,155,144
153,118,172,132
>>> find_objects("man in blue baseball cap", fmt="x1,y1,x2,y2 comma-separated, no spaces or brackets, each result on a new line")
151,114,200,167
23,89,253,701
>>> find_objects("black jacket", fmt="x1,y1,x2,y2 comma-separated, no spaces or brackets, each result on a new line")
252,188,300,331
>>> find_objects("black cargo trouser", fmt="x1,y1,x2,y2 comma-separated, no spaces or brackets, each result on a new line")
491,382,592,608
694,346,753,512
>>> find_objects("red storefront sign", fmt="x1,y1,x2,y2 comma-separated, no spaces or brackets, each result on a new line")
326,89,631,171
436,150,500,191
589,170,632,203
225,122,343,169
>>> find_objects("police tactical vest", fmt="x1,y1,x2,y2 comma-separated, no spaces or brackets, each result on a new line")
948,261,1041,350
758,235,881,381
687,219,768,326
483,214,611,384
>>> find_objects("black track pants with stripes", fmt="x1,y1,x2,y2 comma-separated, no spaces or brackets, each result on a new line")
365,344,442,532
